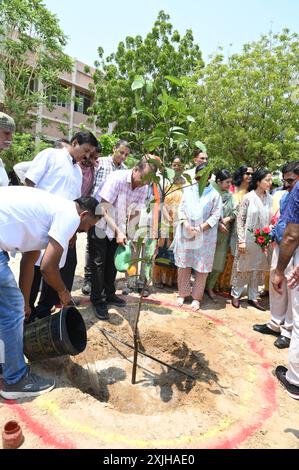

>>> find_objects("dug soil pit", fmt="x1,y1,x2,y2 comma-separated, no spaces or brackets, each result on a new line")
22,298,290,449
3,238,299,449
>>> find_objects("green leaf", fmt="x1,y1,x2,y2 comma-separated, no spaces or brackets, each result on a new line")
138,108,156,122
165,75,183,87
135,92,141,109
145,80,154,96
144,136,164,150
131,77,145,91
145,239,157,259
194,140,207,153
165,167,175,182
187,115,195,122
155,257,172,266
197,164,213,196
171,131,186,137
136,237,143,260
182,172,193,184
170,126,185,132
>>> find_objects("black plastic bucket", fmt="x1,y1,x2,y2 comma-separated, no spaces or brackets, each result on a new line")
24,306,87,362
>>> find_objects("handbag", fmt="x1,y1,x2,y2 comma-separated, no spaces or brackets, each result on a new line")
154,240,176,268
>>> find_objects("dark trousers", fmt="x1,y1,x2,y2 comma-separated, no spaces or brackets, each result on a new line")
88,227,117,305
84,233,92,283
30,245,77,319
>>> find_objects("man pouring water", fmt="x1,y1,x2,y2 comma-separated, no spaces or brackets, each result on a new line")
0,129,101,399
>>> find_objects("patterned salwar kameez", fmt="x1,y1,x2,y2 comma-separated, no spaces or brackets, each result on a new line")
173,183,222,301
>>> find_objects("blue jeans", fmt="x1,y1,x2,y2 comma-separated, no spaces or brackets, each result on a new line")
0,251,27,384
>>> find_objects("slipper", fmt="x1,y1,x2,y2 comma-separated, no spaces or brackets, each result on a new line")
191,300,200,311
176,296,185,307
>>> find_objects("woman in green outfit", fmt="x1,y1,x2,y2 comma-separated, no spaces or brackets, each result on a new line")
206,169,237,300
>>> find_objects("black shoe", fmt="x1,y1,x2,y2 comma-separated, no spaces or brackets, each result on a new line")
0,371,55,400
275,366,299,400
259,289,269,298
248,299,266,311
106,294,126,307
274,335,291,349
81,280,91,296
137,287,151,297
122,287,133,296
232,298,240,308
253,324,280,336
93,303,109,320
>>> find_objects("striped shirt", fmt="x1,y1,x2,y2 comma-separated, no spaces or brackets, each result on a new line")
92,156,127,200
98,170,148,240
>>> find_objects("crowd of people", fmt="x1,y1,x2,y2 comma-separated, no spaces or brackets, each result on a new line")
0,110,298,402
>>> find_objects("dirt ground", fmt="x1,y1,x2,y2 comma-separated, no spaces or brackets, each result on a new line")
1,233,299,449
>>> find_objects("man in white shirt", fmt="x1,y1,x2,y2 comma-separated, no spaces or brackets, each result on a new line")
25,131,98,197
13,138,70,184
25,131,99,321
0,186,101,400
0,112,15,186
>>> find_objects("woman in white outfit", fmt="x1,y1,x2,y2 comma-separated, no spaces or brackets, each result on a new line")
231,168,273,310
173,164,222,311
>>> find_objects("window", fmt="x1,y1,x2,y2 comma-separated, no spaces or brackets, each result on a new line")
47,85,70,108
74,90,91,115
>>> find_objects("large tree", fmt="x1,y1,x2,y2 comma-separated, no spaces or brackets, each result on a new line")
90,10,203,134
0,0,73,132
189,29,299,170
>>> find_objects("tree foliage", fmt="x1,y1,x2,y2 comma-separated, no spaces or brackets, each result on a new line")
90,10,203,134
3,132,49,171
189,29,299,170
0,0,73,132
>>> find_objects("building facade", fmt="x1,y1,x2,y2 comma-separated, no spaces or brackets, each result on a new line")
33,59,99,144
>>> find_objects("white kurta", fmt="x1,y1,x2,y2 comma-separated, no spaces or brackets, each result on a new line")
173,184,222,272
0,158,9,186
231,190,273,288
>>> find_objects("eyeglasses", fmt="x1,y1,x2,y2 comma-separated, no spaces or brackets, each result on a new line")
283,178,296,185
246,172,253,176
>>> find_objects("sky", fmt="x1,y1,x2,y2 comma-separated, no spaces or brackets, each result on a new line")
43,0,299,66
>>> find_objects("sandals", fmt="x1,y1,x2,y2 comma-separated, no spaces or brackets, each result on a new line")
191,300,200,311
176,296,185,307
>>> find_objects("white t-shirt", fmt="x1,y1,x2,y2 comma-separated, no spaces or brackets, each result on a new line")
13,161,32,184
0,158,9,186
0,187,80,257
25,147,82,200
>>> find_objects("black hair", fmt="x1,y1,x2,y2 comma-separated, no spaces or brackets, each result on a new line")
249,168,271,191
95,141,102,153
70,131,98,148
215,169,232,182
193,147,206,158
233,165,250,187
53,138,70,149
283,160,299,176
115,140,131,152
74,196,100,217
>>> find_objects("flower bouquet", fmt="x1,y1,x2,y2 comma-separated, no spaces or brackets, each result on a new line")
252,227,272,252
